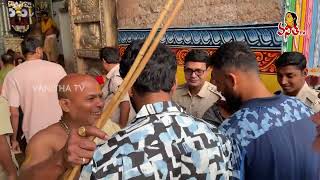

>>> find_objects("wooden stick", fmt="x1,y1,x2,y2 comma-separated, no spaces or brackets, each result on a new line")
65,0,182,179
99,0,184,131
126,0,184,97
96,0,174,129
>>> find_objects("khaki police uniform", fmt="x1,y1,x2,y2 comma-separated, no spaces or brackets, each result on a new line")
296,82,320,113
172,81,222,118
101,65,136,126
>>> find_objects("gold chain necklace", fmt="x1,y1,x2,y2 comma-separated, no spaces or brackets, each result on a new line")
59,119,71,135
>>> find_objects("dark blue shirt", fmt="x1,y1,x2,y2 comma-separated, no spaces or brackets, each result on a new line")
219,95,320,180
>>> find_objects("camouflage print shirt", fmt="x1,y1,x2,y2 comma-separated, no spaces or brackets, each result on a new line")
219,94,320,180
80,101,240,179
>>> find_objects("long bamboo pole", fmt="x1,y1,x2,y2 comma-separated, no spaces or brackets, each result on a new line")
96,0,175,129
126,0,184,101
66,0,184,179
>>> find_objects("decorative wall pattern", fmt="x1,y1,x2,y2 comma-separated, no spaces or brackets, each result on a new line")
119,24,282,49
119,46,280,75
118,23,282,74
3,37,23,53
69,0,117,73
79,23,101,49
73,0,99,15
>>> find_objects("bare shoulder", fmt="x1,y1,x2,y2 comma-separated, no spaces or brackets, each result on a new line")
29,123,63,146
22,123,66,169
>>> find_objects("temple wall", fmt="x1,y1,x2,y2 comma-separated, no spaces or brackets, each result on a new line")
116,0,283,92
117,0,283,28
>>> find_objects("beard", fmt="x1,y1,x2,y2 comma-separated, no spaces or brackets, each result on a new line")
223,90,242,113
130,97,139,113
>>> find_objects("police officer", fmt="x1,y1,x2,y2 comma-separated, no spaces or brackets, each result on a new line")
100,47,135,128
172,49,222,118
275,52,320,113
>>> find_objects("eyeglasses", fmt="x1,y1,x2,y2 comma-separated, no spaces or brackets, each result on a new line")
184,68,206,76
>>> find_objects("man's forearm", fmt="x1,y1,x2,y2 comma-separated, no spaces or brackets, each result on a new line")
0,135,17,177
10,108,19,140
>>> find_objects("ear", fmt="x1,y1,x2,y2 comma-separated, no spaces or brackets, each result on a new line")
102,59,109,68
226,72,237,90
59,99,71,112
35,47,43,57
207,66,212,72
302,68,308,77
35,47,41,54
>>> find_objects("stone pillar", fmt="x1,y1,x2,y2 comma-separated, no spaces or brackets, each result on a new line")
102,0,118,47
0,0,11,54
0,0,11,35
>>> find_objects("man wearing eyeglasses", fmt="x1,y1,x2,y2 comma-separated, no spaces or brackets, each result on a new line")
172,49,222,118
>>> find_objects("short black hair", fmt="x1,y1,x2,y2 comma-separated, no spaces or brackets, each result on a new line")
184,49,210,66
1,53,14,65
99,47,120,64
275,52,306,71
210,41,259,73
21,37,41,55
120,40,177,95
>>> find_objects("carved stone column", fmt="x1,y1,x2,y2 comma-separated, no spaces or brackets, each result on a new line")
69,0,117,73
0,0,11,54
0,1,3,37
101,0,117,47
0,0,11,35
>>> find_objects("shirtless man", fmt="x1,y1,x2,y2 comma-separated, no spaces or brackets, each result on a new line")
20,74,119,172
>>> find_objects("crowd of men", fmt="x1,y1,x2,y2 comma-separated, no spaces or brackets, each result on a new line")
0,36,319,180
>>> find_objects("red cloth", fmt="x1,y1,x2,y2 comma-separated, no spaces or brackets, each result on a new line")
95,76,105,85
